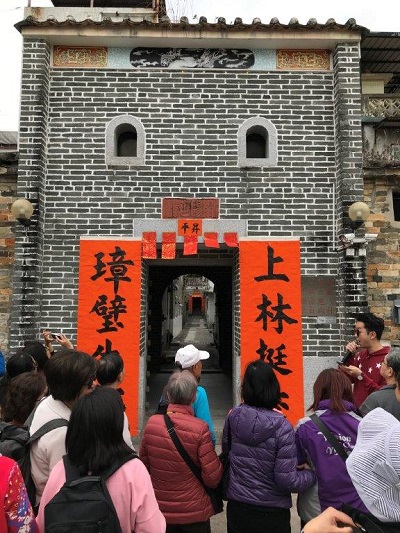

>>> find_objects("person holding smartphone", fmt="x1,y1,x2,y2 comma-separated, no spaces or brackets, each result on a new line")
339,313,389,407
42,331,73,357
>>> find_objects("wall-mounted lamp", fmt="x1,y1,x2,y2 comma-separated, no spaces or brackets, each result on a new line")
348,201,370,223
10,198,34,227
337,201,376,255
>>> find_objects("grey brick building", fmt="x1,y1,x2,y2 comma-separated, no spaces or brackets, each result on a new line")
10,1,370,432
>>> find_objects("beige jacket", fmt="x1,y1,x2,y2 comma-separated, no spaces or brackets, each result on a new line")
29,395,70,504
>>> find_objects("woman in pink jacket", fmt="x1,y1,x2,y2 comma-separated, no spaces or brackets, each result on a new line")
140,370,222,533
36,387,165,533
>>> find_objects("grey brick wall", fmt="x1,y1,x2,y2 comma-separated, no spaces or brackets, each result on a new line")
10,39,364,361
9,39,51,351
332,42,366,339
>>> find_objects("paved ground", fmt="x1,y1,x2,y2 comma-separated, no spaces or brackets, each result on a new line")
143,315,301,532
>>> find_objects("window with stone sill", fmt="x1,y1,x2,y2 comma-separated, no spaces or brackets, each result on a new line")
105,115,145,167
238,117,277,168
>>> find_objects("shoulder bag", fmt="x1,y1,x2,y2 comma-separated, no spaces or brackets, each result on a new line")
163,413,223,514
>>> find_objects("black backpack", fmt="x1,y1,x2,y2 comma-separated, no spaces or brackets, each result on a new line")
0,418,69,507
44,454,136,533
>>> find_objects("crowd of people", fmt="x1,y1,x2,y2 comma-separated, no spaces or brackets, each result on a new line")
0,313,399,533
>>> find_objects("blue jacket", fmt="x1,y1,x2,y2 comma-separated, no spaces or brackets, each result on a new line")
160,383,216,447
295,400,368,514
222,403,315,508
193,385,216,447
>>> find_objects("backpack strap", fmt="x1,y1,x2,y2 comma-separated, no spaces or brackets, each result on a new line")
310,413,348,462
63,453,138,484
100,453,137,481
28,418,69,444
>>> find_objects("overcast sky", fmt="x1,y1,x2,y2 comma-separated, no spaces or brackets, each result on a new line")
1,0,399,131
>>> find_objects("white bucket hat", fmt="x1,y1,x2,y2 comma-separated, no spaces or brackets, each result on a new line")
346,407,400,523
175,344,210,369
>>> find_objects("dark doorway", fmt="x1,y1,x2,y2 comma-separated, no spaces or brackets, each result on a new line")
191,297,202,314
145,264,233,436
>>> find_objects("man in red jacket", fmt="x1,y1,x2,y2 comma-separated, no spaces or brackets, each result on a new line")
339,312,389,407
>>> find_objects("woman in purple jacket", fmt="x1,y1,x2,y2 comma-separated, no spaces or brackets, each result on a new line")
295,368,368,524
222,360,315,533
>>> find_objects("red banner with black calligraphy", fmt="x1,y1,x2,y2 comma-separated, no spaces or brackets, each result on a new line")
77,238,142,435
239,239,303,426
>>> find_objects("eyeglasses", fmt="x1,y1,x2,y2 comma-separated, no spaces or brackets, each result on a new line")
354,327,366,336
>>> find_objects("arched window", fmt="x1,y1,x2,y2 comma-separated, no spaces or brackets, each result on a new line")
117,128,137,157
246,127,268,159
106,115,145,167
238,117,277,167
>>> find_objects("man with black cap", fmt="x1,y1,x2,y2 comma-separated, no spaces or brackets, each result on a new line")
174,344,216,447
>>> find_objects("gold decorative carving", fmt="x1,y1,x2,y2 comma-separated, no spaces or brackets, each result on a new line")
277,50,330,70
53,46,108,68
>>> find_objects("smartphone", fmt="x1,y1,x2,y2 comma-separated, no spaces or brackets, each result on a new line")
51,333,62,339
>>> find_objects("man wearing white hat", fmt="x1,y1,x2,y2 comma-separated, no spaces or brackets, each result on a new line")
175,344,216,447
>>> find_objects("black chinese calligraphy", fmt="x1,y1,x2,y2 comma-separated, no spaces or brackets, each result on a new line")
91,246,134,294
181,222,189,234
278,391,289,411
92,339,119,359
256,293,298,334
254,246,289,283
180,221,201,235
256,340,293,376
90,294,127,334
91,252,107,281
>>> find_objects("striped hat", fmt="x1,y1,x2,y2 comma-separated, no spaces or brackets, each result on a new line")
346,407,400,523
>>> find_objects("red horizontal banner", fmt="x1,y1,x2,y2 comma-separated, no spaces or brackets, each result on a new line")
178,219,203,237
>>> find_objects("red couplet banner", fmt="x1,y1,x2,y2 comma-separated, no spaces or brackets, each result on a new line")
239,239,304,426
77,238,142,435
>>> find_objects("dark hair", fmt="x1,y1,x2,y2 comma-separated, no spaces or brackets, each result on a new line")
66,387,134,474
355,312,385,340
96,352,124,386
18,341,49,371
0,354,37,417
6,352,38,379
309,368,354,413
242,359,281,409
4,372,47,424
44,349,96,402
